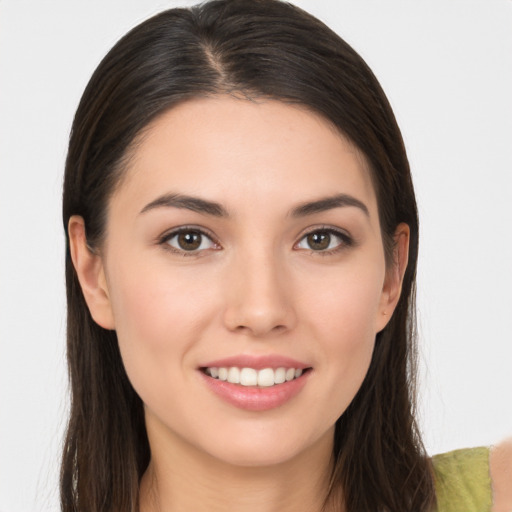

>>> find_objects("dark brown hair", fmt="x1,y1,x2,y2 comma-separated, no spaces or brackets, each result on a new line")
61,1,435,510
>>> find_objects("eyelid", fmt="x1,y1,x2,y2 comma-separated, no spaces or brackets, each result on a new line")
294,225,354,253
156,224,353,256
158,225,221,255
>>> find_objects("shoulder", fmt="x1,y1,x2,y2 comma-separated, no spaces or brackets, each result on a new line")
431,440,512,512
432,446,492,511
489,437,512,512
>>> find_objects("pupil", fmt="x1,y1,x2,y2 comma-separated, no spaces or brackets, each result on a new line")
308,232,330,250
178,231,201,250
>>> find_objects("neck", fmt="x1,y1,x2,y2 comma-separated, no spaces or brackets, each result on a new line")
139,419,339,512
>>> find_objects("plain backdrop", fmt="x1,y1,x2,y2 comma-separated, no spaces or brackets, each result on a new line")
1,1,511,510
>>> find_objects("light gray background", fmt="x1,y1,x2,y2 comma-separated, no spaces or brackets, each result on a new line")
1,1,511,510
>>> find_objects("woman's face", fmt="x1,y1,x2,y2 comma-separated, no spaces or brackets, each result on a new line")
78,96,403,467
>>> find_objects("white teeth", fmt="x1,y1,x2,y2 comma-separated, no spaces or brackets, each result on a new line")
240,368,258,386
274,367,286,384
206,366,306,387
257,368,275,387
227,367,240,384
285,368,295,381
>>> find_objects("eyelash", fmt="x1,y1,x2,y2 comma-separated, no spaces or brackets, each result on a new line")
295,226,354,256
158,226,354,256
158,226,220,257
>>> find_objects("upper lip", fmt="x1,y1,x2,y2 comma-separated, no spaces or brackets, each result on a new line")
200,354,311,370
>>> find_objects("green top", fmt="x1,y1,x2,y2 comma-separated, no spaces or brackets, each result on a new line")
432,446,492,512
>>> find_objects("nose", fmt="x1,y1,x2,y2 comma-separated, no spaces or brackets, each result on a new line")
222,250,297,338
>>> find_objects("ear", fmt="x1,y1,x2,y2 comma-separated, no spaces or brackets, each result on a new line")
68,215,115,330
376,223,410,332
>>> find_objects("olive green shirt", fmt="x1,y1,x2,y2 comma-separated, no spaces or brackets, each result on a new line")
432,447,492,512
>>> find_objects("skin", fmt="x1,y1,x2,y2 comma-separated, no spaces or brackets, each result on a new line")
490,437,512,512
69,96,410,512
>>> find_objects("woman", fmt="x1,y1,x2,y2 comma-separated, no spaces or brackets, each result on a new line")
61,0,511,510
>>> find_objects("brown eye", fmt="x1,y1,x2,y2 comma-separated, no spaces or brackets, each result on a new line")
306,231,331,250
164,229,217,253
296,228,351,253
177,231,202,250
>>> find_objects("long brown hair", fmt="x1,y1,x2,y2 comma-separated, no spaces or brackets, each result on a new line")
61,1,435,510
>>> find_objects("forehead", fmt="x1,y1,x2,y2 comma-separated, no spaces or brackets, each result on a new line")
113,96,378,218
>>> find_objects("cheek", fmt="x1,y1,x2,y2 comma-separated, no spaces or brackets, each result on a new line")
105,258,217,396
302,261,384,344
298,263,384,417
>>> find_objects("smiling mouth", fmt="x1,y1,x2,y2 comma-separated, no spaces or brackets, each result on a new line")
201,366,311,388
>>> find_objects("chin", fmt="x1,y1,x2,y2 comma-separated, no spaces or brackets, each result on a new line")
209,444,304,468
198,423,334,469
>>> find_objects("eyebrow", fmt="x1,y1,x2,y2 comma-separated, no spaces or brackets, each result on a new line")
139,192,369,218
291,193,369,218
140,193,229,217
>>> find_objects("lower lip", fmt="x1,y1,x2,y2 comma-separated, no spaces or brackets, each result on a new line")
199,370,311,411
